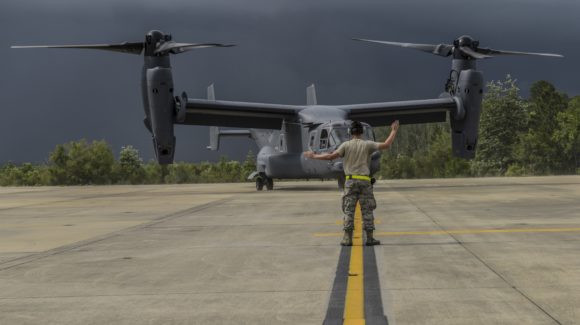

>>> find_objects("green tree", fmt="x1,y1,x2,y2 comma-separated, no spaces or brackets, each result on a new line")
378,152,416,179
378,123,471,179
415,126,471,178
165,163,197,183
517,81,568,174
49,144,69,184
553,96,580,173
116,145,145,184
196,161,213,183
143,162,167,184
241,150,256,181
209,156,242,182
0,163,51,186
48,139,115,185
474,75,528,176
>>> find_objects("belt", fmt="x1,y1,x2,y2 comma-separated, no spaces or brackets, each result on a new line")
346,175,371,181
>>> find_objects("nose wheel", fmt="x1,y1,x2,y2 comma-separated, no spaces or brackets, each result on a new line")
256,174,274,191
256,177,264,191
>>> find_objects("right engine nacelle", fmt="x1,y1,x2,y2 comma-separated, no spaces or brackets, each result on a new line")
449,69,483,159
146,67,176,164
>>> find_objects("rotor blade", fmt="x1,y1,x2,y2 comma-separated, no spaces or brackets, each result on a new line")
10,42,144,55
477,47,563,58
459,46,492,59
154,41,235,55
353,38,453,57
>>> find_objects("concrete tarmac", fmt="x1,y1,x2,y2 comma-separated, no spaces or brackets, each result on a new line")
0,176,579,324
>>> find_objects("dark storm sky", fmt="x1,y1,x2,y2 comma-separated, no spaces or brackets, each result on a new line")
1,0,579,163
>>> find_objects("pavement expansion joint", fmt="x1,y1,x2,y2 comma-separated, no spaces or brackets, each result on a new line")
0,188,155,212
0,197,231,272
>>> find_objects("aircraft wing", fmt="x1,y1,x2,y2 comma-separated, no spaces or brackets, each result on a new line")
340,97,458,126
179,99,303,129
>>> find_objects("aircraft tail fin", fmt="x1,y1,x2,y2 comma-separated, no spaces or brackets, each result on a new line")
306,84,317,106
207,126,220,151
207,84,220,150
207,83,216,101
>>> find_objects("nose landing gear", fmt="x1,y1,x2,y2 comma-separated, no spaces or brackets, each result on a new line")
255,174,274,191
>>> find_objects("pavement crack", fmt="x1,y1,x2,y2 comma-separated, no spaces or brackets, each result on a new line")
0,188,156,212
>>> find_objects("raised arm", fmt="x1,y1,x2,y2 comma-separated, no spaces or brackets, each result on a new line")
377,120,400,150
303,150,341,161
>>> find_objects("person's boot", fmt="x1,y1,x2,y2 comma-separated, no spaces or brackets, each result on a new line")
365,230,381,246
340,230,353,246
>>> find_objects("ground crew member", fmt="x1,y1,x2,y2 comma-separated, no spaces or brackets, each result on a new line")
303,120,400,246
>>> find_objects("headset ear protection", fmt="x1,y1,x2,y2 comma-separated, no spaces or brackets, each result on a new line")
349,121,363,135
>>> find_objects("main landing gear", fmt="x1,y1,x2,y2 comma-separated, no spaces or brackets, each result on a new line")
255,174,274,191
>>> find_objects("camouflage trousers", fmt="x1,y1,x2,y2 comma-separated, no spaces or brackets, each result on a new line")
342,179,377,231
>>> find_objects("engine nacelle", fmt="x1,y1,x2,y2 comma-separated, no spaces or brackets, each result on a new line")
449,69,483,159
146,67,176,164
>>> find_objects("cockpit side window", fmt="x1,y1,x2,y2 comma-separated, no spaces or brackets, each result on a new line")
309,131,316,149
319,129,329,149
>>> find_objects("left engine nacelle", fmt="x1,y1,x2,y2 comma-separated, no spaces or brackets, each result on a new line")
146,67,176,164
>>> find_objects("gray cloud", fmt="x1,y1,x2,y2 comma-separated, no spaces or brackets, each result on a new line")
1,0,579,163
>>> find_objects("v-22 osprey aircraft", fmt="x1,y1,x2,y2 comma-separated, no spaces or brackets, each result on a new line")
12,30,562,190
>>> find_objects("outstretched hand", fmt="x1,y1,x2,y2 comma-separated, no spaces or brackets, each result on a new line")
303,151,315,159
391,120,400,132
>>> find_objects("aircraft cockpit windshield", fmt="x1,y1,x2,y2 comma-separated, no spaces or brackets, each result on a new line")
329,128,349,148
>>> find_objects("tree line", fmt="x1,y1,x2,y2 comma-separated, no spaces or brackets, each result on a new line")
1,77,578,186
375,76,579,179
0,143,257,186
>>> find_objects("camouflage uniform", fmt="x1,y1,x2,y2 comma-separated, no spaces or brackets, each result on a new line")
337,137,379,232
342,179,376,231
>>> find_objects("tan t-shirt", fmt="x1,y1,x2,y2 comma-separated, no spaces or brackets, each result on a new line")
336,138,379,176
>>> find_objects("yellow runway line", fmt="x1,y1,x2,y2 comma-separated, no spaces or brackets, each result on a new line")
314,227,580,237
336,219,381,225
376,227,580,236
343,203,365,325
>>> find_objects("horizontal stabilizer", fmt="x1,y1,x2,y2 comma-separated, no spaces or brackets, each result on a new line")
207,127,252,151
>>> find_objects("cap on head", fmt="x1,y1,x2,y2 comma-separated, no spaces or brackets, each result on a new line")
349,121,364,135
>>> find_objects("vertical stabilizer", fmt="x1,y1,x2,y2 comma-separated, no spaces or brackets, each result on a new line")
306,84,317,106
207,126,220,151
207,84,219,150
207,83,216,101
